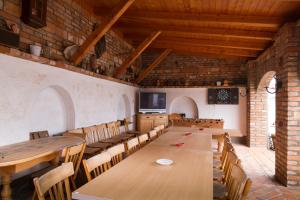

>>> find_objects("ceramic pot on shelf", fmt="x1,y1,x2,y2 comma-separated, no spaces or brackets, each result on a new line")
30,43,42,56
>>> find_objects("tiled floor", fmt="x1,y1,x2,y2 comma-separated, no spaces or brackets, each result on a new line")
232,143,300,200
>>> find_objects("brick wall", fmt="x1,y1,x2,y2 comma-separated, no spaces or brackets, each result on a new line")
247,23,300,186
0,0,141,81
140,51,247,87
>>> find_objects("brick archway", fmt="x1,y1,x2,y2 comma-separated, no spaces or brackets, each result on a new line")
248,70,276,147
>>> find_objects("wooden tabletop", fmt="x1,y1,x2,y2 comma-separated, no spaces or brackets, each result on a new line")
74,127,212,200
200,127,243,137
0,136,84,167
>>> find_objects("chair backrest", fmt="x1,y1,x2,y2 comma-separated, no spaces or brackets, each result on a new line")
227,164,252,200
82,152,111,182
154,126,161,135
30,130,49,140
83,125,99,145
124,118,130,132
63,128,84,139
115,121,121,135
138,133,149,146
95,124,109,140
126,137,140,155
106,122,118,137
63,143,86,188
107,144,125,165
33,162,74,200
149,130,158,140
223,151,240,185
221,140,235,165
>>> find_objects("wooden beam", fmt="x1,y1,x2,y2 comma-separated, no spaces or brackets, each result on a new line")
94,9,283,28
117,23,275,41
148,44,258,58
114,31,161,78
135,49,171,84
130,36,267,51
71,0,135,65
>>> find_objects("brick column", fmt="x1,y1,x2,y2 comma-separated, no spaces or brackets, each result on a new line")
275,24,300,186
247,61,268,147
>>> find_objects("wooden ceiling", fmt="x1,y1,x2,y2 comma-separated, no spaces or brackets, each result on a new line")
80,0,300,60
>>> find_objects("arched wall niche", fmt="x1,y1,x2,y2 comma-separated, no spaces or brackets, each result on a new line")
117,94,132,120
169,96,199,118
29,85,75,135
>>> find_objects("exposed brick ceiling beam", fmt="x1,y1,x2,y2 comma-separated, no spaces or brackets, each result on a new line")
71,0,135,65
135,49,172,84
114,31,161,78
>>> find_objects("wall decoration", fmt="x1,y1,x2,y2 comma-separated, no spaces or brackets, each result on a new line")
208,88,239,104
21,0,48,28
0,0,3,10
0,17,20,48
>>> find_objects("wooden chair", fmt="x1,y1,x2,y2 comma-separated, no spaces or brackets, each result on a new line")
83,125,111,157
154,126,162,136
124,118,143,136
214,163,252,200
82,152,111,182
64,143,86,189
138,133,149,147
159,124,166,134
33,162,74,200
214,151,240,183
107,144,125,166
30,130,49,140
32,143,86,199
148,130,158,140
126,137,140,156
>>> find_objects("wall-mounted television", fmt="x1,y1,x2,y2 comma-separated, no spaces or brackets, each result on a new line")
139,92,166,113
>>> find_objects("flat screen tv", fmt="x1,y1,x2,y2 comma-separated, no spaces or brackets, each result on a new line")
139,92,166,113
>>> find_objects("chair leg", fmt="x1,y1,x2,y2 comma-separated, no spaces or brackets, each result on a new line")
32,191,37,200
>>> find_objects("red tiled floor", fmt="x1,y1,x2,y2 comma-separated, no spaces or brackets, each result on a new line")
232,143,300,200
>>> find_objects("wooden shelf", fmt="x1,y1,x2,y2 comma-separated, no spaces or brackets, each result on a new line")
0,45,138,88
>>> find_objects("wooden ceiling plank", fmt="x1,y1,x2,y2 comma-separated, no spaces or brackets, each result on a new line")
135,49,172,84
94,9,283,28
130,36,266,51
71,0,135,65
149,44,257,58
114,31,161,78
116,22,274,40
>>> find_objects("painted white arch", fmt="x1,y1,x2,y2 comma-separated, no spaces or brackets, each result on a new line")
117,94,132,120
169,96,199,118
29,85,76,135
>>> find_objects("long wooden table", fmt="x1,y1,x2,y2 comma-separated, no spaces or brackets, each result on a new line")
0,136,84,200
73,127,213,200
200,128,243,152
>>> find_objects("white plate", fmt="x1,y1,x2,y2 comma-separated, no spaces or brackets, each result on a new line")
156,159,174,166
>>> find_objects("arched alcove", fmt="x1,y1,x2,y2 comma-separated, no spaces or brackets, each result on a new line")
117,94,131,120
29,85,75,135
170,96,199,118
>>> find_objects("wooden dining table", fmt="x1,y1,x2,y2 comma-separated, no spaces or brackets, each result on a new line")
0,136,84,200
73,126,213,200
199,128,243,152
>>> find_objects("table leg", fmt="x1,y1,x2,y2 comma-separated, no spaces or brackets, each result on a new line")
1,174,11,200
